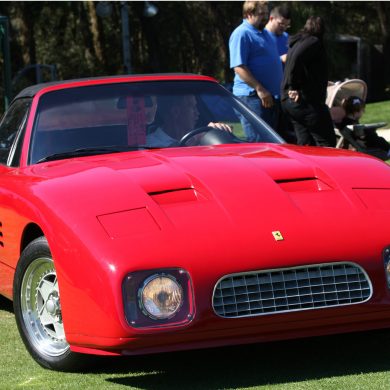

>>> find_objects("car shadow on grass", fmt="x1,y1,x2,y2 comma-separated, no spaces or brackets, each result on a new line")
0,295,13,313
2,293,389,388
100,329,390,389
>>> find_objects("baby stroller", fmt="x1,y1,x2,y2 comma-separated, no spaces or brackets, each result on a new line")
326,79,389,159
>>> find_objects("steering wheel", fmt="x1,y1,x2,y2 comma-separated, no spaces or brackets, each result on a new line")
179,126,245,146
179,126,224,146
178,126,215,146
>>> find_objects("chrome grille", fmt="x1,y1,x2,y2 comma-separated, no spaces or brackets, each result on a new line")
213,262,372,318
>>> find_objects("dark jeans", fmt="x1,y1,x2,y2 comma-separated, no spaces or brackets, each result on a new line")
281,97,336,147
276,106,297,144
237,94,279,142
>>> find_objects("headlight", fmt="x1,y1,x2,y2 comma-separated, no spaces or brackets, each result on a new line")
122,268,194,329
140,274,183,320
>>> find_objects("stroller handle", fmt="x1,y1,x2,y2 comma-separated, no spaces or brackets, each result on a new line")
360,122,387,130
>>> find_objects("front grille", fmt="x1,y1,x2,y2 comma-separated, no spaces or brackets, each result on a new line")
213,262,372,318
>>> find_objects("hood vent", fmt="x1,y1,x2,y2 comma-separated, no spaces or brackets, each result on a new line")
149,188,203,205
276,178,332,192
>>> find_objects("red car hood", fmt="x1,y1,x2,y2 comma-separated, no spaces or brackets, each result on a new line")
25,143,390,271
28,142,390,206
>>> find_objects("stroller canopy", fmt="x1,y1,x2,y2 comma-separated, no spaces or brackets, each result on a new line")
326,79,367,108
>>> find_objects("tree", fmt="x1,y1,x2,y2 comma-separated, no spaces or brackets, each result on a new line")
1,1,390,113
375,2,390,95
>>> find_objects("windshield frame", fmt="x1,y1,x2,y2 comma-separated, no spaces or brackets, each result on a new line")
28,80,283,165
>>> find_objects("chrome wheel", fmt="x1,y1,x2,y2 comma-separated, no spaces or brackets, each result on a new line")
14,237,90,370
20,256,69,357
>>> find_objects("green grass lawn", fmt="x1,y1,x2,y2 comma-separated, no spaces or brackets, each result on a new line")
363,100,390,126
362,100,390,164
2,295,390,389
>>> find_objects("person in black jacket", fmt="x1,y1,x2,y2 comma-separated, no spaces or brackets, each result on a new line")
281,16,336,147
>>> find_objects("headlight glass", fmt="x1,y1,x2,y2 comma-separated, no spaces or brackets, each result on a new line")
122,268,194,329
140,275,183,319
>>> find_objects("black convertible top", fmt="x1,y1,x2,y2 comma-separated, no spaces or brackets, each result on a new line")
14,73,203,100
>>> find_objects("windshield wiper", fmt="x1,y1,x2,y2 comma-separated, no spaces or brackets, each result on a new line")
36,145,157,163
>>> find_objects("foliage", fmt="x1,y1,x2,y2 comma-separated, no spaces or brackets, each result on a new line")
0,1,390,111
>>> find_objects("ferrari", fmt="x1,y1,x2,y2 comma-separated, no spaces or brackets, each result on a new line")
1,73,390,371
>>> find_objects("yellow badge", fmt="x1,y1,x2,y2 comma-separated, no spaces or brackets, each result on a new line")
272,231,284,241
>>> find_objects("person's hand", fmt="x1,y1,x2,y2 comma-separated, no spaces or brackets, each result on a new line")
208,122,233,133
256,88,274,108
185,123,233,145
288,90,300,102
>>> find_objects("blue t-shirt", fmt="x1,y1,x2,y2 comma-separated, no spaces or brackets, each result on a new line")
229,20,283,98
265,30,289,56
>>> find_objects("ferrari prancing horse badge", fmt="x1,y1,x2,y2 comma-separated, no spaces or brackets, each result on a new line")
272,231,284,241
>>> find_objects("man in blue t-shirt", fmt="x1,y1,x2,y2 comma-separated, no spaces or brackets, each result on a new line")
265,4,291,63
264,4,296,143
229,1,283,140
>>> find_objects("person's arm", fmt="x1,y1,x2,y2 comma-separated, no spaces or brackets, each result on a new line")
233,65,274,108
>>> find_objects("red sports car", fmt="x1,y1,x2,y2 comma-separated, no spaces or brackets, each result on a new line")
1,74,390,371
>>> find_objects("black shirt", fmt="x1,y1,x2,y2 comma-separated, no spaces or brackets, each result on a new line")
281,33,328,104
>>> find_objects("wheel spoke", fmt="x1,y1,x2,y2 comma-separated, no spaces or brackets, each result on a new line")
39,309,55,327
37,278,55,303
53,322,65,339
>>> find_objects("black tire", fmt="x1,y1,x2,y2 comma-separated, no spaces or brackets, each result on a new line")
13,236,87,371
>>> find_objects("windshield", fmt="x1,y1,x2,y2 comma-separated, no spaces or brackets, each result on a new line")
29,80,282,164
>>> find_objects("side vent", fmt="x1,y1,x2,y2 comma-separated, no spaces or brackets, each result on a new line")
0,222,4,247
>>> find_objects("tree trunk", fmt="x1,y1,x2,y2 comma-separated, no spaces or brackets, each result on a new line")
376,2,390,95
85,1,104,64
9,3,36,66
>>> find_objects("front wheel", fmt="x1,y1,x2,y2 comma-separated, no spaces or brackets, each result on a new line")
13,237,86,371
